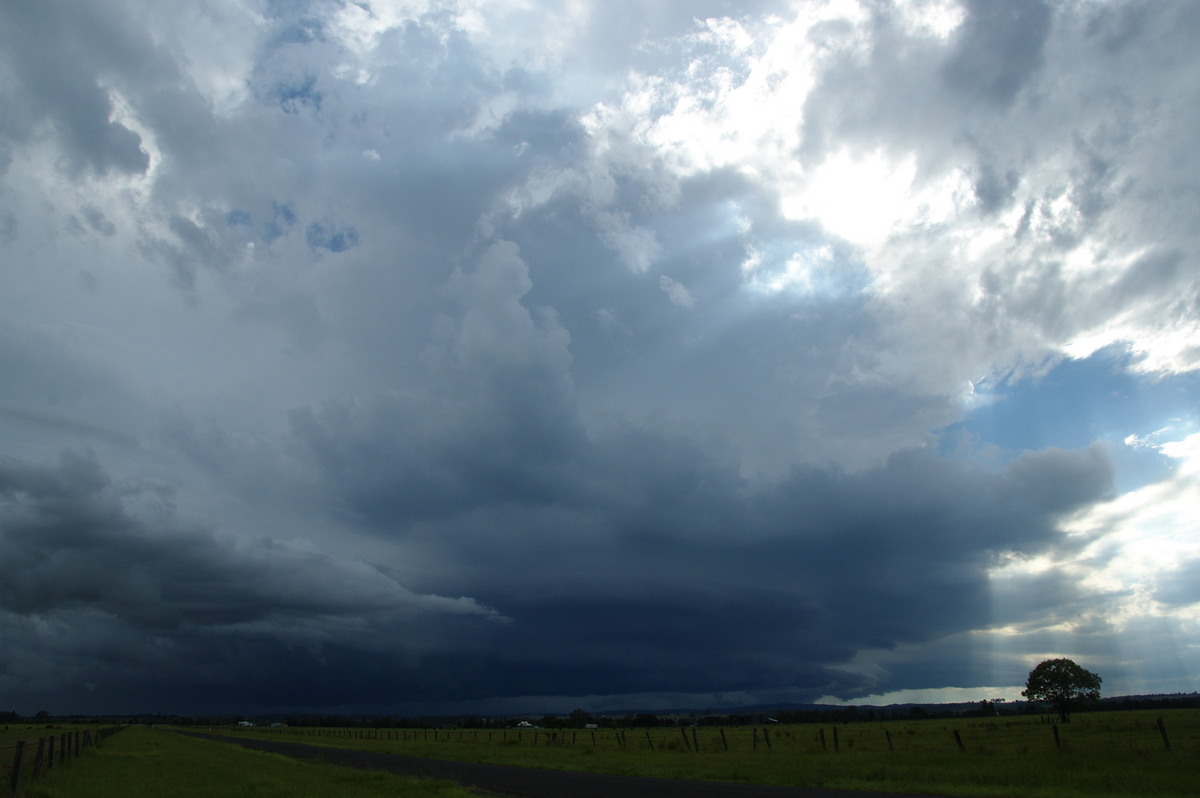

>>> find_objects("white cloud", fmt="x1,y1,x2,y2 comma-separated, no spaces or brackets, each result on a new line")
780,148,921,247
591,209,662,273
1067,432,1200,593
971,431,1200,693
142,0,267,115
894,0,964,41
658,275,694,308
820,685,1023,707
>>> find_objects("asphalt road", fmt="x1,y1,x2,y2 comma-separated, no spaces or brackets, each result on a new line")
174,730,962,798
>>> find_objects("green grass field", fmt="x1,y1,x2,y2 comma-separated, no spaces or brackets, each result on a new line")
6,711,1197,797
2,724,105,792
7,725,481,798
220,709,1200,797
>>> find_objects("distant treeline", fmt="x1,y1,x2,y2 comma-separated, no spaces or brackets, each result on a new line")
0,710,111,725
5,693,1197,729
1102,694,1200,712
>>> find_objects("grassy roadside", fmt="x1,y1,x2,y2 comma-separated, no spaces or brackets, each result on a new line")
18,725,483,798
217,709,1200,798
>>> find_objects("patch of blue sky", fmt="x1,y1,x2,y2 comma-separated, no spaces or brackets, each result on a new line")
268,21,323,47
266,202,296,242
224,203,295,243
263,1,326,44
741,234,868,299
940,345,1200,493
306,221,359,253
271,76,322,115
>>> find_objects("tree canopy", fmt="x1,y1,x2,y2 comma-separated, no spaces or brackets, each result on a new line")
1022,658,1102,722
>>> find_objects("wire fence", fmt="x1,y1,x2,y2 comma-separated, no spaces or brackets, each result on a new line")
4,726,123,795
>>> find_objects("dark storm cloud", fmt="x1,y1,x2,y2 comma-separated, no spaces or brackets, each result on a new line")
942,0,1052,106
1154,560,1200,608
0,450,500,622
283,321,1116,703
0,0,152,176
264,226,1116,707
973,162,1020,215
2,0,1198,715
0,321,146,457
0,404,136,450
0,450,502,711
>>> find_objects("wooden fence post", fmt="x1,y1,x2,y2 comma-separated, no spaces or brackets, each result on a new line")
953,729,965,752
1157,717,1171,750
9,740,26,794
818,728,826,751
719,728,728,751
644,731,654,751
1052,724,1061,749
680,727,691,751
692,727,699,752
885,729,893,752
833,727,839,753
46,734,55,770
763,728,772,749
33,737,46,779
752,727,758,750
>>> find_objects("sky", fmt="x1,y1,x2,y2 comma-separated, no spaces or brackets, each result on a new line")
1,0,1198,718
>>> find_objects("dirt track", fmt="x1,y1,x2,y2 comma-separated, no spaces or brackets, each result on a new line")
174,730,960,798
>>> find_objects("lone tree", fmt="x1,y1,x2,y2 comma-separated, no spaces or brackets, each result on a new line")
1022,658,1102,722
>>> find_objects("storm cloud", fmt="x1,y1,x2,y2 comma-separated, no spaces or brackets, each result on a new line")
1,0,1198,715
